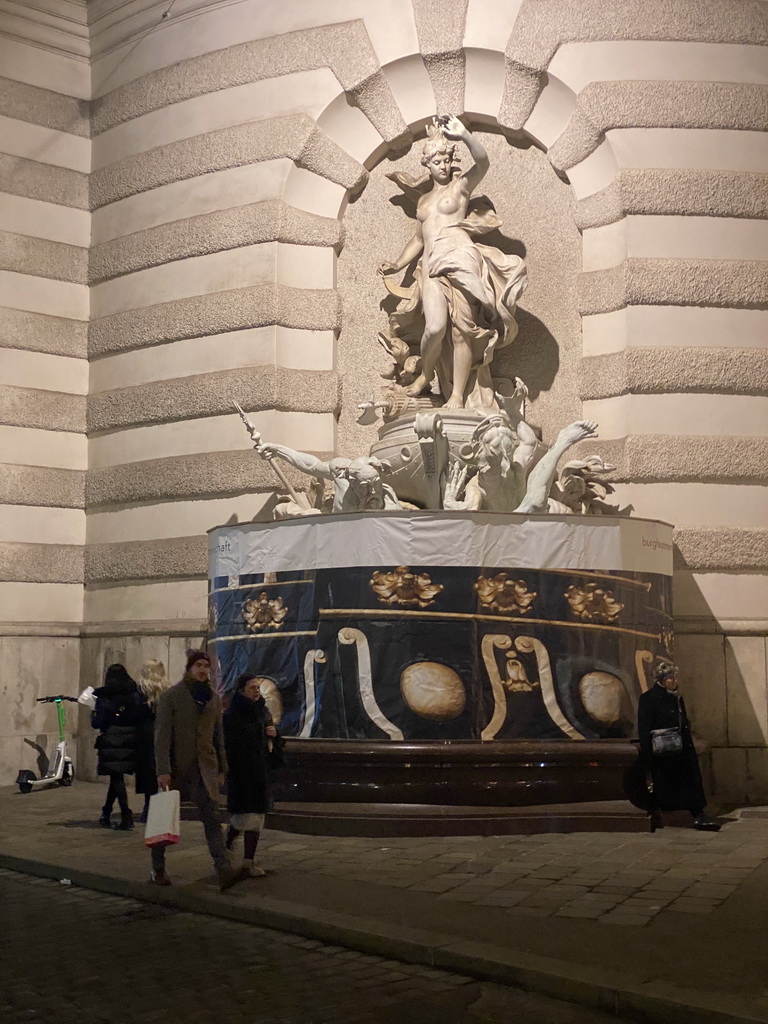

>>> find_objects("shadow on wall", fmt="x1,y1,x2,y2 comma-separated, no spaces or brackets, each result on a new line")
673,565,768,807
23,736,50,777
494,308,560,403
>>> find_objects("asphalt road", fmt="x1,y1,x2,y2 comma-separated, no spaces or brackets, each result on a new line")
0,868,640,1023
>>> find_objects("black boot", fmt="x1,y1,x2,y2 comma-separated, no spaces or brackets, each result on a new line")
694,813,721,832
99,810,112,828
116,810,134,831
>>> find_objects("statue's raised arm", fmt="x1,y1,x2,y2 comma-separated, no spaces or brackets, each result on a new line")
440,114,488,195
379,116,527,413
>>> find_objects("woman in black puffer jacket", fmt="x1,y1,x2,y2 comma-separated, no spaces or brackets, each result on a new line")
91,664,142,830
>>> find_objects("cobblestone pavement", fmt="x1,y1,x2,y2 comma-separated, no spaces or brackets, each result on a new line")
258,817,766,927
0,869,637,1024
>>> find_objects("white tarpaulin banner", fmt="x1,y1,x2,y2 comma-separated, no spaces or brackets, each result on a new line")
209,511,673,582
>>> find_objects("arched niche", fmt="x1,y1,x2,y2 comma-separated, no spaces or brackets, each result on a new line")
281,51,623,458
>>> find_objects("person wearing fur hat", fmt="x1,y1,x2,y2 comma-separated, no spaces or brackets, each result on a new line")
91,663,142,831
151,650,246,891
637,662,720,832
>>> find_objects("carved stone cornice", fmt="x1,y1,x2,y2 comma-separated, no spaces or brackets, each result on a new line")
0,0,89,59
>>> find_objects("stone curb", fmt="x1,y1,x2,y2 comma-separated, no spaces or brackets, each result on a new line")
1,852,764,1024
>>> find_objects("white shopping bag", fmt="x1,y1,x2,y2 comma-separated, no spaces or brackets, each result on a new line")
144,789,180,848
77,686,96,709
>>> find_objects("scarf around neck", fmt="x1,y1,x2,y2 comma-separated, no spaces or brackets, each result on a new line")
184,674,213,711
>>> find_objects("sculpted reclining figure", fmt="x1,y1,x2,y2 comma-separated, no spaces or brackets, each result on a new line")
444,416,599,514
256,441,402,514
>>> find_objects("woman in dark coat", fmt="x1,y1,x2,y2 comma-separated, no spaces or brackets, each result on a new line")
91,664,142,830
637,662,720,831
222,674,279,877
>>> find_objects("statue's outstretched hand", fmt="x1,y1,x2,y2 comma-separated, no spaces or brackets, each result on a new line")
378,261,399,277
557,420,598,448
256,442,277,460
441,115,468,141
443,461,469,509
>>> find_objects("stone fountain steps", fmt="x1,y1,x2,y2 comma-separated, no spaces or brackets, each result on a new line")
265,799,650,837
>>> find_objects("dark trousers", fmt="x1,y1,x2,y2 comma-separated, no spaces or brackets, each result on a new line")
103,773,130,816
150,769,229,875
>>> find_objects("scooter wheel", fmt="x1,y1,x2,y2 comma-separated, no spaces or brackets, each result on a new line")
17,770,36,794
58,764,74,787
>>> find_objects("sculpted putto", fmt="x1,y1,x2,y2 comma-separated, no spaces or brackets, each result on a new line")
379,116,527,412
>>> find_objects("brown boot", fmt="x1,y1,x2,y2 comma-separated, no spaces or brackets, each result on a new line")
150,869,172,887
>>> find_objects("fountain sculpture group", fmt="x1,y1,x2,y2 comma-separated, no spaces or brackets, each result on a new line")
209,117,674,830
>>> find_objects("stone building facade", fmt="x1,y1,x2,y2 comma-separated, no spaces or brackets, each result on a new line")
0,0,766,801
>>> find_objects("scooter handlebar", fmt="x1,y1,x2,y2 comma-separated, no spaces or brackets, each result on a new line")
36,696,79,703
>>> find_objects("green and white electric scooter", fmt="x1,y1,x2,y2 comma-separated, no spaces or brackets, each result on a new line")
16,695,79,793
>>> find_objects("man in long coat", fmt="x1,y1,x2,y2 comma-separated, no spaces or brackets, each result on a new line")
150,650,243,889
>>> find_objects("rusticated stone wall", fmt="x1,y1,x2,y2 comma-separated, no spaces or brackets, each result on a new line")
0,0,765,798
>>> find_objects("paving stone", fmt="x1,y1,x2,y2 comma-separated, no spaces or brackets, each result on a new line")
598,912,652,926
683,883,738,898
555,907,605,919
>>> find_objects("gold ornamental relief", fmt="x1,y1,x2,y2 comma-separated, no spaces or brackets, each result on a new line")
370,566,444,608
475,573,537,615
503,653,539,693
564,583,623,623
243,592,288,631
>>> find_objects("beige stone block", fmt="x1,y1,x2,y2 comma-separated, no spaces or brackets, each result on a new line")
0,36,90,98
726,636,768,746
0,271,88,321
746,748,768,805
85,495,269,546
0,114,89,171
675,635,727,746
381,53,436,128
549,41,768,93
582,394,768,441
0,636,79,779
88,327,276,393
87,410,334,470
674,573,768,628
83,580,207,624
582,307,768,356
607,127,768,173
92,69,341,170
0,582,83,623
709,747,748,807
0,426,87,471
464,48,506,120
0,193,90,248
317,95,384,165
0,505,85,546
0,349,88,394
564,141,619,200
610,483,768,531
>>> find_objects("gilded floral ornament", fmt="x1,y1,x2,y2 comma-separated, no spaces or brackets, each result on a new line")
565,583,623,623
660,627,675,656
474,573,537,615
370,566,443,608
503,653,539,692
243,592,288,631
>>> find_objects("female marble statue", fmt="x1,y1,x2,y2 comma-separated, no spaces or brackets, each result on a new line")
379,116,527,411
